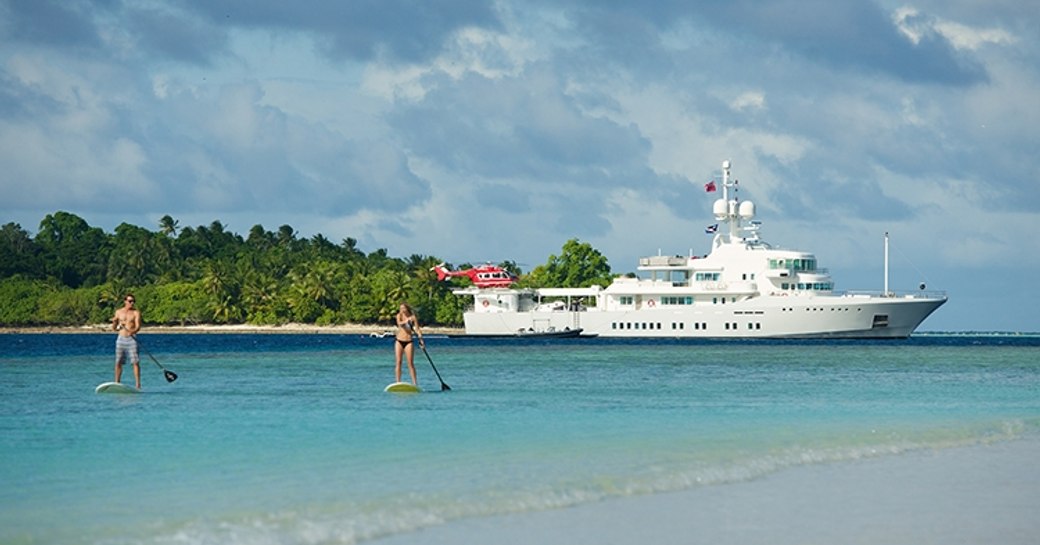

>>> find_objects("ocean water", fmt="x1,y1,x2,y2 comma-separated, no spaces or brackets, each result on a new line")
1,333,1038,545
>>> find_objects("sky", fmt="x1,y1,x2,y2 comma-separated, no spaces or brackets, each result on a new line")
1,0,1037,332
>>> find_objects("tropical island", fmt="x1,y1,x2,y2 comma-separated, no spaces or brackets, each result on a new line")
0,212,614,329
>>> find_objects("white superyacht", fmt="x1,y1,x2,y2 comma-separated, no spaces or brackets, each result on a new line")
453,161,946,338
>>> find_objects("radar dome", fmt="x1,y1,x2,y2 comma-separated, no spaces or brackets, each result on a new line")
739,201,756,219
713,199,728,219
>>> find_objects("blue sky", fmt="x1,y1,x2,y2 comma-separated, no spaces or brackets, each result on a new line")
1,0,1037,332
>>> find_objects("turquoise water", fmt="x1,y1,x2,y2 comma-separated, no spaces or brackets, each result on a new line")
1,334,1038,544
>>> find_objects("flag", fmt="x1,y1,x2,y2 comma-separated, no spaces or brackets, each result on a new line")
705,224,718,234
704,180,716,192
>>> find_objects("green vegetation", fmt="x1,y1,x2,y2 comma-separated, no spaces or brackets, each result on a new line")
0,212,612,327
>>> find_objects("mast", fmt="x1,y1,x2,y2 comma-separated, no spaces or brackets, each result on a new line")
709,160,759,248
884,231,890,296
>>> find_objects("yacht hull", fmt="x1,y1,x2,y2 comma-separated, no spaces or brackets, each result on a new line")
462,294,945,339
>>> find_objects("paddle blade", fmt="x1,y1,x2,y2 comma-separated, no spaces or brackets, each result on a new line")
441,382,451,391
164,370,178,383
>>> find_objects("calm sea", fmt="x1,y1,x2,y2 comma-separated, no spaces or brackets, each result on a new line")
1,333,1038,544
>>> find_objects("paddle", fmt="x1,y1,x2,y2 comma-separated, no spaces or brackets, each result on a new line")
132,335,178,383
420,344,450,391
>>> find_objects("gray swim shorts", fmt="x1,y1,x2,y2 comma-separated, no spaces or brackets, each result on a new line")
115,336,139,365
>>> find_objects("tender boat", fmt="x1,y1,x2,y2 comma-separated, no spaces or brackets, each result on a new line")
453,160,946,338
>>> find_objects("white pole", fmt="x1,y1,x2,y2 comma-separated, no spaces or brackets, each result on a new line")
884,232,890,296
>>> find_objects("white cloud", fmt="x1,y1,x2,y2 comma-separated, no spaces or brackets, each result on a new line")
729,91,766,112
361,63,430,102
893,6,1016,50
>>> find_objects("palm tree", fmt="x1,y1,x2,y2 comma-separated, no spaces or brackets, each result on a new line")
247,224,273,250
409,254,442,303
158,215,180,237
277,225,297,248
242,270,279,323
341,237,364,260
202,261,241,322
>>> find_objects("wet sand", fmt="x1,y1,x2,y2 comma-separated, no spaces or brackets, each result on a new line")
372,438,1040,545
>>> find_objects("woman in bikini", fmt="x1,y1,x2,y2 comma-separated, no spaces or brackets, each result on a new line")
394,303,425,385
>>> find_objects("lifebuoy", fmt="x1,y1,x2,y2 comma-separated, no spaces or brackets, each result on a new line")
482,300,490,307
647,299,656,307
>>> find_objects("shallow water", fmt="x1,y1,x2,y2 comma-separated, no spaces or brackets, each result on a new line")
1,334,1038,544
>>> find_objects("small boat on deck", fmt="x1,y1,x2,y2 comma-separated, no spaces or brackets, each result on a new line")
450,327,589,339
514,327,586,338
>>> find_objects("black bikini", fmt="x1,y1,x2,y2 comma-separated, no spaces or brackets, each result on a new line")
397,319,415,348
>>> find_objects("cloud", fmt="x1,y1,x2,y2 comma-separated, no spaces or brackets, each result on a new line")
558,0,988,85
123,3,228,65
1,0,102,49
729,91,766,113
141,80,430,216
894,7,1016,51
731,0,987,84
388,66,650,187
187,0,501,64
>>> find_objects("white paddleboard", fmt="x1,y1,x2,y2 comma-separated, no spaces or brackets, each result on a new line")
95,382,141,394
384,381,421,393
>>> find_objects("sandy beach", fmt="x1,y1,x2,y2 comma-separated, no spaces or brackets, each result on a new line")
371,437,1040,545
0,323,465,335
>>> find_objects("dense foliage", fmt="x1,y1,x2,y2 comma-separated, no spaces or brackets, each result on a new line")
0,212,612,327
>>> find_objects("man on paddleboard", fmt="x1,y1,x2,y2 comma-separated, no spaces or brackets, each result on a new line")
112,294,142,389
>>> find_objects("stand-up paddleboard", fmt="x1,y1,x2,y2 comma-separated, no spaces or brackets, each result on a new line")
95,382,141,394
384,382,421,393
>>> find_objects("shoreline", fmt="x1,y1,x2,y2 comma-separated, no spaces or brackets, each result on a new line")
3,326,1036,338
0,323,466,335
371,437,1040,545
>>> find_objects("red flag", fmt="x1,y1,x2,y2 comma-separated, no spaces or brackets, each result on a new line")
704,180,716,192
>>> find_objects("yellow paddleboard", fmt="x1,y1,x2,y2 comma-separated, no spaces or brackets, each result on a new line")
384,382,421,393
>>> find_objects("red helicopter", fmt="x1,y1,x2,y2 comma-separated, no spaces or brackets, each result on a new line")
432,262,518,288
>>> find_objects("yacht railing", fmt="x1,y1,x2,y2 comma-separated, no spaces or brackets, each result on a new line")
842,290,947,299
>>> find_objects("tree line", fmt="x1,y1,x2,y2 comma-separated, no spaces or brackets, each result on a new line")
0,212,614,327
